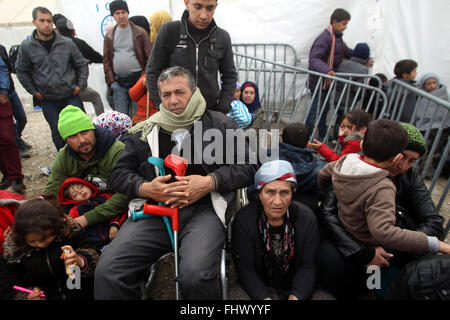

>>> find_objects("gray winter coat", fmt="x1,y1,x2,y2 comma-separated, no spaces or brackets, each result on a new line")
16,30,88,101
414,73,450,130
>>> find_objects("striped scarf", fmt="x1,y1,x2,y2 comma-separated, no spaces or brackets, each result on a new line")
324,25,345,89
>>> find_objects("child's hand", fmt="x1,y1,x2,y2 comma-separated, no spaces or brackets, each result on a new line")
61,245,83,268
306,139,322,150
27,287,45,300
109,225,119,241
439,241,450,254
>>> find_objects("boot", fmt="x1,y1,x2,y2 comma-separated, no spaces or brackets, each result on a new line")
0,175,11,190
12,179,26,193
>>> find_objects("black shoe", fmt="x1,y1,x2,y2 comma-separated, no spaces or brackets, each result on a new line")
20,149,31,159
0,176,11,190
22,141,32,150
12,179,26,193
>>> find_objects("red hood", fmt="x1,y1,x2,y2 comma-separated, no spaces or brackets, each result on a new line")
58,177,99,205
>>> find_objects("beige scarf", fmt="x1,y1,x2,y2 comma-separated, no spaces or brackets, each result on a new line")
129,88,206,141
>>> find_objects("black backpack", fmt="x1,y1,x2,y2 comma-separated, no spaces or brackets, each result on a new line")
8,44,20,74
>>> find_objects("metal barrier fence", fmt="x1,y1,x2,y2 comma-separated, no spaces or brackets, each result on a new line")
233,52,449,236
232,43,300,66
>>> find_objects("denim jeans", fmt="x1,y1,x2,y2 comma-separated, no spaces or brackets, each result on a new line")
41,95,84,151
110,81,137,117
9,90,27,149
305,91,330,141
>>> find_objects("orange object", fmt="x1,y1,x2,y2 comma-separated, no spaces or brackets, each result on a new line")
128,74,158,124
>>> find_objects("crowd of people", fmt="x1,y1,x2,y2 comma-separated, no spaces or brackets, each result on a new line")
0,1,449,301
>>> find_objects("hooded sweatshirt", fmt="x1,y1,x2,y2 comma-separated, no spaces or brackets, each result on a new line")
318,153,431,254
58,177,127,248
414,72,450,130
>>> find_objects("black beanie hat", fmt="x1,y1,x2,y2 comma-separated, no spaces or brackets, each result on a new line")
110,0,129,16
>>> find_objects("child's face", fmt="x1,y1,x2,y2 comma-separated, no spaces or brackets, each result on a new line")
233,88,241,100
404,68,417,80
25,229,56,248
339,118,358,136
67,183,93,202
424,78,438,93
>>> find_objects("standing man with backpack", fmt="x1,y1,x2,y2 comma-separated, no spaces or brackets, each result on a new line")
146,0,237,114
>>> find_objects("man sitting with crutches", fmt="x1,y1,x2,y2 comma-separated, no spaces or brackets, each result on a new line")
94,66,257,300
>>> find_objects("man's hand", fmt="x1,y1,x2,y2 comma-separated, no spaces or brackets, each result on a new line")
33,92,44,101
366,246,393,268
139,174,189,204
73,86,81,96
165,175,215,209
306,139,322,150
0,93,9,104
326,70,336,77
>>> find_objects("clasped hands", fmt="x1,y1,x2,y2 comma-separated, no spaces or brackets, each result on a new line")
139,174,214,209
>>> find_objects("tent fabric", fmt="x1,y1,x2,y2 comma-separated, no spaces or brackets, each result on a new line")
0,0,449,110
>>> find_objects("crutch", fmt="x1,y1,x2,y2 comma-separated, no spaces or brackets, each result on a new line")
142,154,188,300
131,156,175,249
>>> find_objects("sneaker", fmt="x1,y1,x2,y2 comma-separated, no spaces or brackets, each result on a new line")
0,175,11,190
12,179,26,193
33,105,42,111
20,149,31,159
39,165,51,176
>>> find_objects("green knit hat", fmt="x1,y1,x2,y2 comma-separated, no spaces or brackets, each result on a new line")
400,122,427,157
58,105,95,140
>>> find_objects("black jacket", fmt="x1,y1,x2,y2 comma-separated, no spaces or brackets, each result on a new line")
232,200,320,300
146,10,237,113
0,218,99,300
110,110,257,224
71,37,103,64
318,166,444,265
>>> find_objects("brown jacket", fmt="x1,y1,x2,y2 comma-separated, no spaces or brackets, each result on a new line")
103,22,152,86
318,154,429,254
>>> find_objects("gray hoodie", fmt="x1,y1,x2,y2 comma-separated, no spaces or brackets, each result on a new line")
414,72,450,130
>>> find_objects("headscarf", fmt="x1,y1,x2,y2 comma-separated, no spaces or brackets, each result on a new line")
94,111,132,139
255,160,297,277
239,81,261,114
254,160,297,192
150,10,172,43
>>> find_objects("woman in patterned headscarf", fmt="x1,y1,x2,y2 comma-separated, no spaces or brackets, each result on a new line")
232,160,320,300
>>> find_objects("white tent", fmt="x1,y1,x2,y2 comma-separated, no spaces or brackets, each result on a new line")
1,0,449,112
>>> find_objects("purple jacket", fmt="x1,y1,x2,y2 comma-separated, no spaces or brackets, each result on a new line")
308,29,353,91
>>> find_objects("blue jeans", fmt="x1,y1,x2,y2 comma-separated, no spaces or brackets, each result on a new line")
41,95,84,151
305,91,330,141
110,81,137,117
9,90,27,149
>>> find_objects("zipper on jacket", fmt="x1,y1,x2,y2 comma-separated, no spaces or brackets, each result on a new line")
182,21,217,85
45,248,66,300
